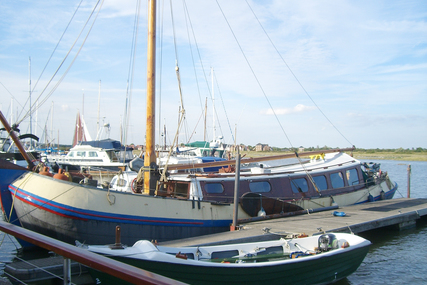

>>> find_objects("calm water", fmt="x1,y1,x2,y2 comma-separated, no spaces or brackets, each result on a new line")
0,160,426,284
337,160,427,285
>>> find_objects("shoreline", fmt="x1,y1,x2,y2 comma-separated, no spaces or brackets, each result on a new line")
240,151,427,162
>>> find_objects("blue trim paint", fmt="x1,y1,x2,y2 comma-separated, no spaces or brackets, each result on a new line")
9,185,231,228
354,182,398,205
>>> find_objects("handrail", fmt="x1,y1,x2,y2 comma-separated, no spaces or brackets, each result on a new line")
0,221,186,285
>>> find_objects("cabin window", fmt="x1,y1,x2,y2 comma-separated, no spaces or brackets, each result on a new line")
290,178,308,193
249,181,271,193
68,152,74,157
88,151,98,157
204,183,224,194
331,172,344,188
76,151,85,157
106,150,119,162
313,175,328,191
346,169,359,185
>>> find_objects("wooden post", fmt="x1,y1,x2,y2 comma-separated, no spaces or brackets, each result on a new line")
231,148,240,231
407,164,411,198
144,0,157,195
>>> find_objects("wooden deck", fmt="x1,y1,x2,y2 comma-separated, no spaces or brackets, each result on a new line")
160,198,427,247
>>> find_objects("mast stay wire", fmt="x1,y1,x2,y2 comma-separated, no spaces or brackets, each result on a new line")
11,0,85,128
122,0,142,146
215,0,322,192
181,0,204,114
214,0,294,149
16,0,105,127
244,0,353,147
158,0,165,148
173,0,235,145
212,70,235,143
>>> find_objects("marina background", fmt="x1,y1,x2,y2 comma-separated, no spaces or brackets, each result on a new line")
0,158,426,284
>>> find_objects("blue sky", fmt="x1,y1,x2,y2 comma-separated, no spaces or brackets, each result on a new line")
1,0,426,149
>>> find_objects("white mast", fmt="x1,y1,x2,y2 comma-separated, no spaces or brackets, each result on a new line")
50,101,54,146
212,67,216,142
10,98,13,125
97,80,101,140
29,57,32,148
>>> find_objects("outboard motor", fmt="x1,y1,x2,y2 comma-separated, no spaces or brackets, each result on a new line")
318,234,338,252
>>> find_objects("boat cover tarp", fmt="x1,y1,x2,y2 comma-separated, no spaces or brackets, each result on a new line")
80,139,124,150
184,141,210,148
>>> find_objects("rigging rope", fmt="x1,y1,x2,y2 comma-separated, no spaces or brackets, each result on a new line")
16,0,104,127
244,0,353,147
123,0,142,146
215,0,322,192
18,0,85,126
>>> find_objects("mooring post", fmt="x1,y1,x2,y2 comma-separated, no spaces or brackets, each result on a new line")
407,164,411,198
63,257,71,285
231,148,241,231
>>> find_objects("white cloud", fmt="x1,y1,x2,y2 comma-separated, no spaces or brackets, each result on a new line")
264,104,316,115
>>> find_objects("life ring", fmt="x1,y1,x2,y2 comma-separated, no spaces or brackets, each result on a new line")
131,177,142,194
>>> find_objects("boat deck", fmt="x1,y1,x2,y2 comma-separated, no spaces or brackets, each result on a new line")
160,198,427,247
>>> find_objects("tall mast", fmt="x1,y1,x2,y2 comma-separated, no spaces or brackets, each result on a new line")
211,67,216,141
97,80,101,139
204,97,207,141
143,0,157,195
50,101,54,146
29,57,32,149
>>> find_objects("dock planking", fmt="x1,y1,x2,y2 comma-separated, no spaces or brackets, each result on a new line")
160,198,427,247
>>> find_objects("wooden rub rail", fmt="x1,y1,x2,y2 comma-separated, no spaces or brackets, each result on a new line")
0,221,186,285
167,147,356,171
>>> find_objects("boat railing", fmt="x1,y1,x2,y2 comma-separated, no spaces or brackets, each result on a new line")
0,221,186,285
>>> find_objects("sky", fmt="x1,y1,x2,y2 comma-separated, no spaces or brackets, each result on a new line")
0,0,426,150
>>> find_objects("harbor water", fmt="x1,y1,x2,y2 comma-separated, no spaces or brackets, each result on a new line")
338,159,427,285
0,159,426,284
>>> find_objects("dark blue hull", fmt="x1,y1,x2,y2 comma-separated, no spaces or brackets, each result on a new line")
0,159,33,247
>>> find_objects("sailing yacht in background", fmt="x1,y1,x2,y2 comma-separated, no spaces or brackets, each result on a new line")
44,111,134,172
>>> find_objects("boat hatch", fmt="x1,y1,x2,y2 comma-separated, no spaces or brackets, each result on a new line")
158,181,190,199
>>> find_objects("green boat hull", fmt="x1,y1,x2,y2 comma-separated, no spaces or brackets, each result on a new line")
89,244,369,285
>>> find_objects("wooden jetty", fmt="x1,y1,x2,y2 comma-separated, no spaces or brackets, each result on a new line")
2,198,427,284
161,198,427,247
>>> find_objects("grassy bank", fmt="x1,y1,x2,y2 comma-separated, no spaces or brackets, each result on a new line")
240,150,427,162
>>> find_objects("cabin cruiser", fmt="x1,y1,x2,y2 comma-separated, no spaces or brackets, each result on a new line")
45,139,134,172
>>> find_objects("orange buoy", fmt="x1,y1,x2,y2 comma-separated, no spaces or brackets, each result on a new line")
53,169,69,181
39,166,53,177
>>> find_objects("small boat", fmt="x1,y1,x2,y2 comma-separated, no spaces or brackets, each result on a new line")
44,111,134,173
45,139,134,172
80,232,371,285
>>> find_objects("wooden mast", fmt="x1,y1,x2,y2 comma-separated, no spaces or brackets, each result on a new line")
0,111,35,170
143,0,157,195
